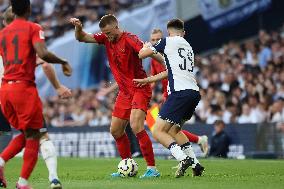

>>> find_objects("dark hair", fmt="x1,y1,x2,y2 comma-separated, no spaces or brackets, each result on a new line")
214,120,225,127
11,0,30,16
167,18,184,30
99,14,118,28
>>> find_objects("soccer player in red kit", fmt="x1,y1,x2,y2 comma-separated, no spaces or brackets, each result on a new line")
148,29,208,156
0,1,72,188
70,14,160,178
0,6,71,189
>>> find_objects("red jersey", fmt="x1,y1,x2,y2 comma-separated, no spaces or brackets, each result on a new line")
0,18,44,83
93,32,150,95
150,59,168,99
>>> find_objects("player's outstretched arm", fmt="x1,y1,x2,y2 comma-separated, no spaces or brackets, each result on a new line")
41,62,72,99
150,53,165,65
139,42,165,65
69,18,97,43
133,70,168,87
138,42,155,59
34,42,72,76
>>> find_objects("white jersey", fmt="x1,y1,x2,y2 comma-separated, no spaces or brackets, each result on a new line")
152,36,199,94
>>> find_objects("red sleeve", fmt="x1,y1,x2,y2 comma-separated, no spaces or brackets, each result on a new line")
151,59,157,75
31,23,45,45
93,32,107,44
125,33,143,54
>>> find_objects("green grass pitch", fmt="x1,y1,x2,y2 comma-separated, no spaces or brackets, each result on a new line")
3,158,284,189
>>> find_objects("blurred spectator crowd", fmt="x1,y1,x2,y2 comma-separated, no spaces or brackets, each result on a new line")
43,24,284,128
194,26,284,129
43,82,115,127
0,0,151,44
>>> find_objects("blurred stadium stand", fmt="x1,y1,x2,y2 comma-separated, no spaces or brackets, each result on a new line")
11,122,280,159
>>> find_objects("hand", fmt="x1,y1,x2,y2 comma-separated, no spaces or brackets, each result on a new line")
56,85,72,99
61,61,72,76
36,55,45,66
96,87,109,100
69,18,83,30
96,87,110,97
133,78,151,87
143,41,152,48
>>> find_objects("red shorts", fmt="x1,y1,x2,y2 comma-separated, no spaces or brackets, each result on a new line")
112,89,152,120
0,81,43,131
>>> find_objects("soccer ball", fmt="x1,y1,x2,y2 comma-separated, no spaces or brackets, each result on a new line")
117,158,138,177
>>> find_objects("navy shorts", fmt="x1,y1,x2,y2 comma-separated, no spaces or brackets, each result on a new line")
158,89,201,126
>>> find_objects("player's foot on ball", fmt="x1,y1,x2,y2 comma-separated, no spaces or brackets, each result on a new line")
199,135,209,156
139,168,160,178
0,166,7,188
50,179,62,189
110,172,121,178
175,157,194,178
192,163,205,176
15,183,33,189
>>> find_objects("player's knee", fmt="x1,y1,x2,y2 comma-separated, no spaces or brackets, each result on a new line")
152,130,158,141
129,118,144,134
130,111,144,126
130,124,143,134
24,129,41,139
152,127,161,142
168,126,179,138
110,126,124,139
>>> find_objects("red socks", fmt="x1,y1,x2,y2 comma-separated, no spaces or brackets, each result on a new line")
136,130,155,166
1,134,40,180
115,133,132,159
20,139,39,179
115,130,156,167
0,133,25,162
182,130,199,143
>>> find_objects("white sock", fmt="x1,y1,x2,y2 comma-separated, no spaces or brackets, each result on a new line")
40,139,59,182
168,143,187,161
147,166,156,170
18,177,28,186
182,145,199,168
0,157,5,167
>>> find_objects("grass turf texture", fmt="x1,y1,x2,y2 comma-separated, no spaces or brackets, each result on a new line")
3,158,284,189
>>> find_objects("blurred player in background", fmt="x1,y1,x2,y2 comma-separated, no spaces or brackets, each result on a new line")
70,14,160,178
134,18,204,177
147,28,208,156
0,0,72,188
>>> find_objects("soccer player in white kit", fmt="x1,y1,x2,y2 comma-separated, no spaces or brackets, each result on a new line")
134,18,204,177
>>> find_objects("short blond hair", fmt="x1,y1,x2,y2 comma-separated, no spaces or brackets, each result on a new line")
151,28,163,35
